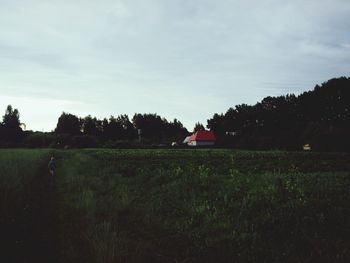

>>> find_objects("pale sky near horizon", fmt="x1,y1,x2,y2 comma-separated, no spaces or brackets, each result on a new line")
0,0,349,131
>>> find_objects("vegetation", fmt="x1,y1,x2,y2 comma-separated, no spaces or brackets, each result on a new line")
208,77,350,151
193,122,205,132
1,149,350,262
1,77,349,151
0,149,56,262
0,105,25,146
19,113,188,148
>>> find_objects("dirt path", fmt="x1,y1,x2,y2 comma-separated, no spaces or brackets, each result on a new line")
25,166,59,263
3,160,60,263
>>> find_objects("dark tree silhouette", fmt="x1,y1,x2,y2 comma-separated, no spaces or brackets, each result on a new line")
81,115,102,136
132,113,188,143
2,77,348,150
193,122,205,132
0,105,24,142
55,112,81,135
166,118,188,142
207,77,350,151
116,114,135,140
102,116,124,140
132,113,165,139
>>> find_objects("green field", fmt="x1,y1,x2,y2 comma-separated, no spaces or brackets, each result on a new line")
1,149,350,263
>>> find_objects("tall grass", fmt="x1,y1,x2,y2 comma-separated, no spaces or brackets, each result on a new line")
0,149,51,220
55,149,350,262
2,149,349,262
0,149,52,262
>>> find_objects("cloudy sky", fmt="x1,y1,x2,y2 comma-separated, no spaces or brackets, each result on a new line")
0,0,349,131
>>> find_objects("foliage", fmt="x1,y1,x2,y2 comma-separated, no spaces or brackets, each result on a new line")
132,113,188,142
1,149,350,262
0,105,24,143
1,77,350,151
51,149,350,262
0,149,53,261
52,113,188,147
55,112,81,135
207,77,350,151
193,122,205,132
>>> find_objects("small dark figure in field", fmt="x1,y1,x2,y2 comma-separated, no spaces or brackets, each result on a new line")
48,156,56,176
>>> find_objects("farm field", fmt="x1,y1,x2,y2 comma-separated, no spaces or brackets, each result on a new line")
1,149,350,263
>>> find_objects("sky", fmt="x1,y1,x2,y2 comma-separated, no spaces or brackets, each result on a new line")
0,0,349,132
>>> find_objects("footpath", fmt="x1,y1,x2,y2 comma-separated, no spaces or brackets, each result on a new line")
2,160,59,263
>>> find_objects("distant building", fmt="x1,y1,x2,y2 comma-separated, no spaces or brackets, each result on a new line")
303,144,311,151
183,136,191,145
187,130,216,146
225,131,236,136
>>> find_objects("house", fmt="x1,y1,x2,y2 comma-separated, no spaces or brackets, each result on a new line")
183,136,191,145
303,144,311,151
187,130,216,146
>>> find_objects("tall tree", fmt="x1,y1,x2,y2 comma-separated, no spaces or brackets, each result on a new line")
166,118,188,141
102,116,124,140
81,115,102,136
206,77,350,151
116,114,135,139
132,113,165,139
55,112,81,135
193,122,205,132
1,105,24,142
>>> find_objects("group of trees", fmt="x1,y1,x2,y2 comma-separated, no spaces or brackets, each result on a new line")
0,104,189,148
55,113,137,138
132,114,188,142
1,77,349,151
0,105,24,145
193,122,205,132
207,77,350,151
22,112,189,148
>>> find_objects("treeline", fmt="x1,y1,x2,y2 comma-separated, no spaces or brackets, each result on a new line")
0,107,188,148
26,113,188,148
0,76,349,150
207,77,350,151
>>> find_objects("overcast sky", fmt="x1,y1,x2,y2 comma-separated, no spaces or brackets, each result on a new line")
0,0,349,131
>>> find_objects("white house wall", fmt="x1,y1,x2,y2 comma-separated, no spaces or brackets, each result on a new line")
188,141,215,146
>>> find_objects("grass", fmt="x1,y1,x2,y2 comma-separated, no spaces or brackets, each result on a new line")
0,149,54,262
1,149,350,262
0,149,51,221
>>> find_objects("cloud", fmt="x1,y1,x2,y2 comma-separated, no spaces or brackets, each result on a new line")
0,0,349,131
0,95,90,131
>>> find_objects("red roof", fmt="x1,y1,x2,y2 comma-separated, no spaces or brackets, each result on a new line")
188,130,216,142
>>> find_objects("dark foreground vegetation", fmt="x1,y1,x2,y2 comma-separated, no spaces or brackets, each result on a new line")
1,149,350,262
0,77,349,151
